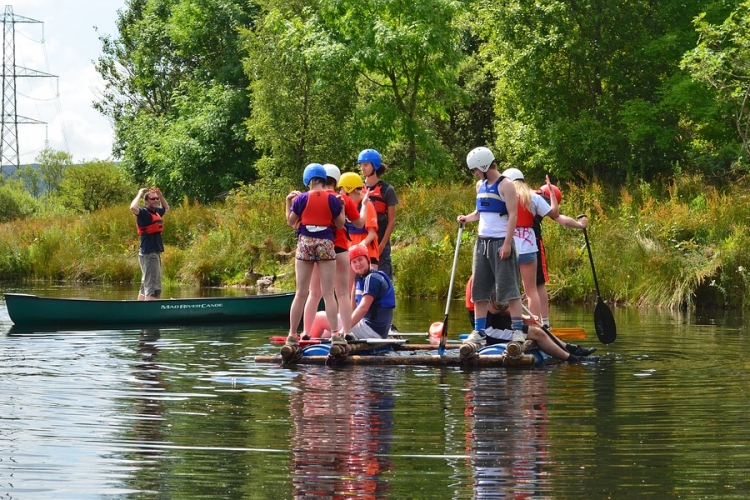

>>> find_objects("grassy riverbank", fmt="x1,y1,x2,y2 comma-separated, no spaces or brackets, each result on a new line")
1,174,749,310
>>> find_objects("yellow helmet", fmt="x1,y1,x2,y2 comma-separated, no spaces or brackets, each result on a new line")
338,172,364,193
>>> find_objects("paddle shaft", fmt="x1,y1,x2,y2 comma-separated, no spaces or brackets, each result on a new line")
579,218,602,299
577,215,617,344
439,224,464,355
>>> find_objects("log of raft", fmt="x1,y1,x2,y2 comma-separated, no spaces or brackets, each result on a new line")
255,354,537,367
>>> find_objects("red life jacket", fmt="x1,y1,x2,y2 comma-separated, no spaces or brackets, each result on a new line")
516,201,534,228
299,190,335,227
366,181,389,215
136,210,164,235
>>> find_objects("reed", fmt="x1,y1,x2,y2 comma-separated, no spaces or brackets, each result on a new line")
1,175,750,309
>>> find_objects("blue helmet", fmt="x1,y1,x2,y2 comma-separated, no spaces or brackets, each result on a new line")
357,149,382,171
303,163,327,186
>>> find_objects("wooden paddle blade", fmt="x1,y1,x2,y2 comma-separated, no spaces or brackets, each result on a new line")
548,327,586,339
594,299,617,344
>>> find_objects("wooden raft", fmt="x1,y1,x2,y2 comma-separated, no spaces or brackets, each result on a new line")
256,353,537,367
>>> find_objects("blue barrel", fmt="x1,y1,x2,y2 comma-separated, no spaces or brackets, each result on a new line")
302,344,331,356
478,343,547,365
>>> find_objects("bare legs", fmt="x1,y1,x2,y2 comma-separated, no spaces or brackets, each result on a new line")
289,259,339,336
303,253,352,335
519,260,542,320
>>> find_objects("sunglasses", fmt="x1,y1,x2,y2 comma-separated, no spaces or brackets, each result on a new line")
147,197,159,201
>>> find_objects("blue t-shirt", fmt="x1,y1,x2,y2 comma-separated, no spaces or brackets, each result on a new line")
355,271,395,337
136,207,166,254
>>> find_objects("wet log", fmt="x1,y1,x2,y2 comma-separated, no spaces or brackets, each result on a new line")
254,354,537,367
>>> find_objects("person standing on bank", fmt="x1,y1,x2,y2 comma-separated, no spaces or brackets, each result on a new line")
358,149,398,280
130,187,170,301
457,147,526,346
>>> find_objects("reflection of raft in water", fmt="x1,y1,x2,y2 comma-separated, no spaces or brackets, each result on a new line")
254,338,551,368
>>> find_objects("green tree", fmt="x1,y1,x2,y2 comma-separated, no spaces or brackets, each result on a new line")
36,147,72,193
242,0,359,181
681,1,750,166
54,160,136,213
16,165,42,197
95,0,260,202
320,0,464,180
472,0,734,183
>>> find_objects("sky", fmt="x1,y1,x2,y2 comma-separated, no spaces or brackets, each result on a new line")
8,0,125,166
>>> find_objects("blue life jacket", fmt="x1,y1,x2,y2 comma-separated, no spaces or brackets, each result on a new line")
476,178,508,215
354,270,396,308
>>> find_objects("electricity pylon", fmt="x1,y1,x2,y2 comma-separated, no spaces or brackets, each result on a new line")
2,5,56,175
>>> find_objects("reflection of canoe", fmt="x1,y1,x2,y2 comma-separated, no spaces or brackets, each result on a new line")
255,342,550,367
3,292,295,327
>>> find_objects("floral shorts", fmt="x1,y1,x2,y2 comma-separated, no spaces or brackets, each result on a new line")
296,235,336,261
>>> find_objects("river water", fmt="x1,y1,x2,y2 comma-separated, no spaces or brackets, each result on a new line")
1,284,750,499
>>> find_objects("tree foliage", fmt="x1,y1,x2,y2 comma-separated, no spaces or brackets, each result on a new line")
682,1,750,165
95,0,260,202
35,147,73,193
0,179,41,222
89,0,750,197
242,0,359,180
54,160,136,213
469,0,738,183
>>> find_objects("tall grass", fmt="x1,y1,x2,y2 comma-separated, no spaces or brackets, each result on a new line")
2,174,750,309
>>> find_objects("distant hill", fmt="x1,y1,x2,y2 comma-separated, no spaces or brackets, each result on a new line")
1,163,40,179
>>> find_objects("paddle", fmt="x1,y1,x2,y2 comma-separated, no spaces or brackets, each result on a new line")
578,215,617,344
438,223,464,355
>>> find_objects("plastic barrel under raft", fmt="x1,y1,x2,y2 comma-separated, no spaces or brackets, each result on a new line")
478,343,549,366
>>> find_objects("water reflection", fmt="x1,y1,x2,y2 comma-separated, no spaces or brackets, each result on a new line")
464,369,551,498
129,329,167,462
289,368,396,498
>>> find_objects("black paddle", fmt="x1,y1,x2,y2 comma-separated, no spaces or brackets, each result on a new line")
439,224,464,355
578,215,617,344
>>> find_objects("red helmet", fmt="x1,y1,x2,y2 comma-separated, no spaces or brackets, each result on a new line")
538,184,562,203
348,244,369,262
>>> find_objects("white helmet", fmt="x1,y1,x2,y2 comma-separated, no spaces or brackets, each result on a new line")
323,163,341,184
466,147,495,172
502,168,524,181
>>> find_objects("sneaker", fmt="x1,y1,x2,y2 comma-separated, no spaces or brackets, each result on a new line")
300,333,310,341
568,354,600,364
285,335,299,347
463,330,486,346
344,333,356,342
331,334,347,345
511,330,526,343
565,343,598,356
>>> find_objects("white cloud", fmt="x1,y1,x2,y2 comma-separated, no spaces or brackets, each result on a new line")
6,0,124,166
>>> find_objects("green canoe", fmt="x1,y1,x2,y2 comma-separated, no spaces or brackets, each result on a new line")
3,292,295,328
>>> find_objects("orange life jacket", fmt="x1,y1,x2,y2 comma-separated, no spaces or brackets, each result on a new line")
299,190,335,227
516,201,534,228
136,210,164,235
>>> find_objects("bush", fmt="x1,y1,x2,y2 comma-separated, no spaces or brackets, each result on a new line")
0,180,41,222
